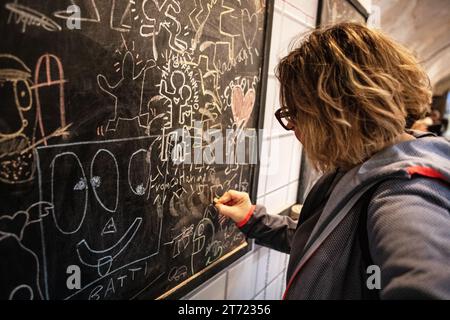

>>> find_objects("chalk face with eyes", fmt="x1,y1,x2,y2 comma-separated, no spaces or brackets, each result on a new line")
37,137,164,299
0,55,35,184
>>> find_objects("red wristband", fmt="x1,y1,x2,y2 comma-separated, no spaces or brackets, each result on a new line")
236,205,256,228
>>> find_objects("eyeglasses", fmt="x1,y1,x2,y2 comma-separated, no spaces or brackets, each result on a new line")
275,108,295,131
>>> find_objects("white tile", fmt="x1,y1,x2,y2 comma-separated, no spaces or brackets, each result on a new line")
281,253,289,296
189,273,227,300
253,289,265,300
268,0,317,90
267,250,285,283
256,138,271,197
255,247,269,294
270,254,288,301
286,180,299,206
256,196,265,206
256,167,266,198
263,77,279,139
265,274,284,300
280,278,287,299
268,6,284,75
278,8,316,57
284,0,318,27
281,252,290,270
264,186,289,215
274,0,285,11
264,135,293,193
289,138,302,182
226,253,259,300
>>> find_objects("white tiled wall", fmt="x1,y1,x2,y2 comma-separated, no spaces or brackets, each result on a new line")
188,273,227,300
184,0,318,301
257,0,316,215
226,252,259,299
184,245,290,300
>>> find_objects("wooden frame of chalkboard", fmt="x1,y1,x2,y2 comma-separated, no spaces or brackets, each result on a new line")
316,0,370,27
155,0,275,300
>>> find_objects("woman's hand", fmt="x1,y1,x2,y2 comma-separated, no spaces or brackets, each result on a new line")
214,190,253,224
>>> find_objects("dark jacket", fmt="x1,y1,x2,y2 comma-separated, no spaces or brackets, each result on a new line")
239,131,450,299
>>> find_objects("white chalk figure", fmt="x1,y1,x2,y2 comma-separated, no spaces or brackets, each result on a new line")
188,0,215,50
190,0,256,69
0,201,53,300
166,224,194,259
160,70,193,129
191,217,214,274
97,51,155,133
0,54,69,184
190,205,224,274
109,0,132,32
139,0,188,57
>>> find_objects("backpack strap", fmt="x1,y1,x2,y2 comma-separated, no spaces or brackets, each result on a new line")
357,182,383,299
357,185,379,265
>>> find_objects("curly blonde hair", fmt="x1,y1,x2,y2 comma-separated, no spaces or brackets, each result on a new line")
276,22,431,172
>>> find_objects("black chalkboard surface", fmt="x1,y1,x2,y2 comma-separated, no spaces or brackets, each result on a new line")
0,0,272,299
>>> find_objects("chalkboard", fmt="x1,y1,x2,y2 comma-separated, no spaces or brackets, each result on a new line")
0,0,272,300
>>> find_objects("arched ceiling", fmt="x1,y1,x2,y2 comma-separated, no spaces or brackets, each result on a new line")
373,0,450,95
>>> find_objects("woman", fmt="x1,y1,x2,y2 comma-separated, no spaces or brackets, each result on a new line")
215,23,450,299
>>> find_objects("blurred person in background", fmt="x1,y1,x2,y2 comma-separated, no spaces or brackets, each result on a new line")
411,115,433,132
427,109,448,136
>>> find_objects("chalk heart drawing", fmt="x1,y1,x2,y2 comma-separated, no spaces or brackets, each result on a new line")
231,87,255,127
241,9,258,49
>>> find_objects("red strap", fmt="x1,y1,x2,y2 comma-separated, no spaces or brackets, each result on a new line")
236,205,256,228
283,276,295,300
406,166,448,183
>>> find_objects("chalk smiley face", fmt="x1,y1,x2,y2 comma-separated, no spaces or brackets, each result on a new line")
49,148,143,277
